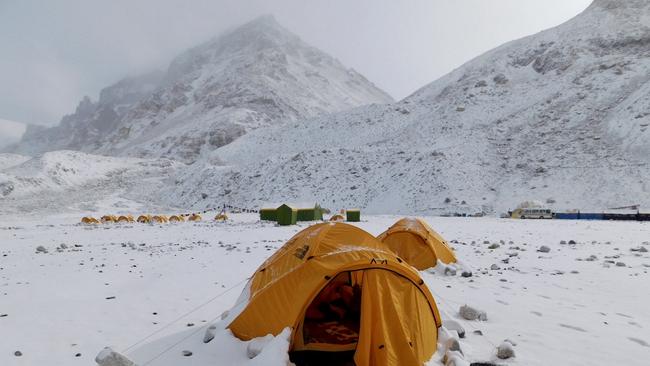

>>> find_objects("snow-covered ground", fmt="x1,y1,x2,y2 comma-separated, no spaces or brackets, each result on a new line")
1,212,648,366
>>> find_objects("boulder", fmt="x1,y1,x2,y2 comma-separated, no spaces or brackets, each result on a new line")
459,305,487,321
95,347,137,366
496,341,515,359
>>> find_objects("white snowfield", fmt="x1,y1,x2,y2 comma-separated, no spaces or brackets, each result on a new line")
166,0,650,215
0,213,648,366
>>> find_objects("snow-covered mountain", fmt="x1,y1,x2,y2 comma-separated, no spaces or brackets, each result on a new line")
166,0,650,214
8,15,392,162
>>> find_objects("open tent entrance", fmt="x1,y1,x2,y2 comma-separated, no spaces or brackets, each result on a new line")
290,271,361,365
290,268,436,366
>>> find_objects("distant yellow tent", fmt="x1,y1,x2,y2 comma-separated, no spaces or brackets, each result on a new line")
152,215,168,224
229,222,441,366
117,215,134,223
101,215,118,224
137,214,152,223
169,215,185,223
377,218,456,270
81,216,100,224
215,213,228,221
188,213,202,222
329,214,345,222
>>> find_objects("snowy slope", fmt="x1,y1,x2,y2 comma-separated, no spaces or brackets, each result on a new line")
0,151,181,215
166,0,650,214
0,153,30,171
9,15,392,163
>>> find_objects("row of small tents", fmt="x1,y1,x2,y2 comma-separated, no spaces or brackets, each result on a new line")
226,218,457,366
81,213,228,225
260,204,361,225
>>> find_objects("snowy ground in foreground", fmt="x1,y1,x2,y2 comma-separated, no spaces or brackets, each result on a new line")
1,213,649,366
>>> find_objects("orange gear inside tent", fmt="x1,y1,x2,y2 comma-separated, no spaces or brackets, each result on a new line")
228,222,441,366
377,218,456,270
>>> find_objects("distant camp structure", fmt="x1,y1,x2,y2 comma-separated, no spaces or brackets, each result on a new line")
276,204,298,226
377,218,456,270
188,213,202,222
81,216,100,224
152,215,169,224
509,203,650,221
215,213,228,221
101,215,118,224
137,214,152,223
117,215,135,223
228,222,441,366
329,214,345,222
260,204,326,225
169,215,185,223
346,209,361,222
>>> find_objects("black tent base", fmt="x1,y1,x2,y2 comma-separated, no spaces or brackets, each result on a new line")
289,350,355,366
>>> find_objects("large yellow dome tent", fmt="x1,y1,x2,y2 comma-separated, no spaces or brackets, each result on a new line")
377,218,456,270
228,222,441,366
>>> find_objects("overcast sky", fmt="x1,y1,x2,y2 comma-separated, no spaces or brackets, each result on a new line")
0,0,591,128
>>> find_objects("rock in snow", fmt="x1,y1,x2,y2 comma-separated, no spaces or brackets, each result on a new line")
497,341,516,359
459,305,488,321
538,245,551,253
95,347,136,366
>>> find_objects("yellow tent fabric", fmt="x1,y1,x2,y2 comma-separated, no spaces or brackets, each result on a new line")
169,215,185,223
152,215,168,223
355,269,437,366
81,216,99,224
215,213,228,221
188,214,202,222
117,215,134,223
329,214,345,222
137,215,152,223
101,215,118,223
377,218,456,270
228,222,441,366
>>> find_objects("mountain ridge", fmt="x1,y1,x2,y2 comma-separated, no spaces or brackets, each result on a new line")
9,15,393,162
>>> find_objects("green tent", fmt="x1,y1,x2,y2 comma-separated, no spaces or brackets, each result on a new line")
276,204,298,226
346,209,361,222
296,204,324,221
260,208,277,221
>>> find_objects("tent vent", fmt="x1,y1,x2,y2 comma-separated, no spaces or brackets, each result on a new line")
396,257,403,263
259,268,266,272
418,279,424,285
409,341,413,347
324,275,331,280
306,256,315,260
379,345,385,349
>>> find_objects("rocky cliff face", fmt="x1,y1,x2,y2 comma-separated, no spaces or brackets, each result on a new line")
9,15,392,163
166,1,650,214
